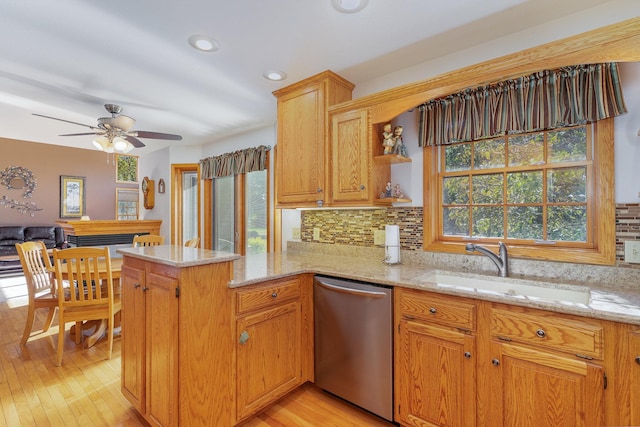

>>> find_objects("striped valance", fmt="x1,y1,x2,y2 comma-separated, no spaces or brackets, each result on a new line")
200,145,270,179
418,63,627,147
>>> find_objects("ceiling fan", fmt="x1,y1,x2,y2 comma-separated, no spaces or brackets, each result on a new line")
33,103,182,153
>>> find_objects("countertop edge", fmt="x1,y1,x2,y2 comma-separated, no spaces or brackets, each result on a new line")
230,254,640,326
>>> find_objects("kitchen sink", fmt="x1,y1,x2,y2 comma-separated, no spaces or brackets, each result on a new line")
419,272,591,305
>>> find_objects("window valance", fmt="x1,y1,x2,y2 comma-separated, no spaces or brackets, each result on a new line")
418,62,627,147
200,145,270,179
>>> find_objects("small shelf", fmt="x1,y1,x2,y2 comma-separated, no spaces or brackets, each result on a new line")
374,198,412,206
373,154,411,165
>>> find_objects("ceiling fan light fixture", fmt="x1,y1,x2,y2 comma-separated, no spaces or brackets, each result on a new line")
263,70,287,81
113,137,128,151
92,136,109,151
331,0,369,13
188,34,220,52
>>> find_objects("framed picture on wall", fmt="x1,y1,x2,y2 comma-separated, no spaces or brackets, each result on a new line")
116,154,138,183
60,175,86,218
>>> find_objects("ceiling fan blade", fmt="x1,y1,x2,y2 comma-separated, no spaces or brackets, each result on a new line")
135,131,182,141
59,132,103,136
122,135,146,148
32,113,98,130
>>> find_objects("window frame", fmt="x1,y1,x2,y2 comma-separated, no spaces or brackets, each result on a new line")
423,118,615,265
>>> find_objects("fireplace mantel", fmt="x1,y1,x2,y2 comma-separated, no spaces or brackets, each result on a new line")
57,219,162,246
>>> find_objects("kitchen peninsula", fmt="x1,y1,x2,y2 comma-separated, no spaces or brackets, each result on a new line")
118,244,640,426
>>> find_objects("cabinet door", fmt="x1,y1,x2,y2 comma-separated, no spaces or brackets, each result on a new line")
331,109,371,204
276,83,326,205
121,265,146,413
631,329,640,425
145,272,179,427
490,342,604,427
236,301,302,421
396,319,476,427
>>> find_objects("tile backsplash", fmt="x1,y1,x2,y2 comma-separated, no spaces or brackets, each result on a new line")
300,204,640,269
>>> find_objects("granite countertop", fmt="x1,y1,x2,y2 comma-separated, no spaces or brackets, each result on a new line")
231,250,640,326
118,245,240,268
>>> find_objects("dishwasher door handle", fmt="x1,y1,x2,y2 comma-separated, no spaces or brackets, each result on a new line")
316,280,388,298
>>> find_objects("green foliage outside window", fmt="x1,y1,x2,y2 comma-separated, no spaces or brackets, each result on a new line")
442,125,590,243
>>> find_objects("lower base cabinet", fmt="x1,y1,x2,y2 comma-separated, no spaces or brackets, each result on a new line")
395,288,476,426
631,329,640,424
394,289,633,427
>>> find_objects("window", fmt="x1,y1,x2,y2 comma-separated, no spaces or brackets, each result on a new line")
208,168,269,255
115,188,138,220
424,119,615,265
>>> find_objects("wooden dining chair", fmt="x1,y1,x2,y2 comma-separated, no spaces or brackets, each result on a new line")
132,234,165,247
184,237,200,248
52,246,122,366
15,241,59,346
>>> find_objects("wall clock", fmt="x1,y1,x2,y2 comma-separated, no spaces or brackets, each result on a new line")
141,176,155,209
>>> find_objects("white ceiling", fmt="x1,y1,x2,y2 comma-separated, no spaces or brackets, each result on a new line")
0,0,616,153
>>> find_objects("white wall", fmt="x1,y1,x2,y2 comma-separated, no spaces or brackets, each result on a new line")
615,62,640,203
138,147,172,239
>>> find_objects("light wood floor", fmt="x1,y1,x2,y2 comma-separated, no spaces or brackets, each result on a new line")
0,274,395,427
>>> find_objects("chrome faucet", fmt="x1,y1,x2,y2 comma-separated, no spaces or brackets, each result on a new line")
465,242,509,277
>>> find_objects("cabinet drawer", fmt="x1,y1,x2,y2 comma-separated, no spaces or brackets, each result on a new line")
491,307,604,359
236,278,301,314
399,289,476,331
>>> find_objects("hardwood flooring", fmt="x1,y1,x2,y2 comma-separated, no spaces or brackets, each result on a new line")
0,274,395,427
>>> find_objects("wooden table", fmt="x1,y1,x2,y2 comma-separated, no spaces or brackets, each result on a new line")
50,257,123,348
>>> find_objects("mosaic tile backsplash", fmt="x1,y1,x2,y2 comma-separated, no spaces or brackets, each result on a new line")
300,204,640,269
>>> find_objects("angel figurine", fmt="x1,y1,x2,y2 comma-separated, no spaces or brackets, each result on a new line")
382,123,395,154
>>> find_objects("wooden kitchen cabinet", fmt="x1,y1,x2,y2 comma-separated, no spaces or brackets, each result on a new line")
482,303,605,427
330,109,373,204
631,328,640,424
234,276,313,422
120,256,236,427
273,70,354,207
121,263,179,427
395,288,477,426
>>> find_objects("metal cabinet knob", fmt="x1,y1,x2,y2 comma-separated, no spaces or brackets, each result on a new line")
491,358,500,366
142,286,149,292
464,352,472,359
134,283,141,289
239,330,250,345
635,356,640,365
271,292,278,298
536,329,546,338
317,188,323,193
359,184,365,190
429,307,437,314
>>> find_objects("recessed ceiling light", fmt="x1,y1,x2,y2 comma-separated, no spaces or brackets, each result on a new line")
331,0,369,13
263,70,287,81
188,34,220,52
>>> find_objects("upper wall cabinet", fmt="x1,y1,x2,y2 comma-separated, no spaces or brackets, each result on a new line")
274,71,354,208
330,109,373,205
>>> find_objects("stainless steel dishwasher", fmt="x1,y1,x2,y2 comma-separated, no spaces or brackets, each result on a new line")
314,275,393,422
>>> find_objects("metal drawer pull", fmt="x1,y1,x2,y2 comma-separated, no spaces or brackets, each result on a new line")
491,358,500,366
429,307,437,314
464,352,472,359
239,331,250,345
536,329,546,338
271,292,278,298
